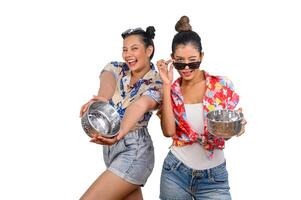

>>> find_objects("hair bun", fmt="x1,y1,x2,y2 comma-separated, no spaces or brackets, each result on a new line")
175,16,192,32
146,26,156,39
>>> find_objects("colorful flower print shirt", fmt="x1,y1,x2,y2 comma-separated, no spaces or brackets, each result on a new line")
171,70,239,158
101,61,163,130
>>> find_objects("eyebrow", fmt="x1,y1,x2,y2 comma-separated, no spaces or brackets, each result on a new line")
175,55,198,59
123,44,140,49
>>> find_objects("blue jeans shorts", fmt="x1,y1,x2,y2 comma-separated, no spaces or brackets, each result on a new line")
160,151,231,200
103,128,154,186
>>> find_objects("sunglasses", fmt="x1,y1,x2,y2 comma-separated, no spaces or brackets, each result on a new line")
121,28,144,39
173,61,201,70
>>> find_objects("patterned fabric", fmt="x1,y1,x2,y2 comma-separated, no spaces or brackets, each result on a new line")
171,70,239,158
101,61,162,130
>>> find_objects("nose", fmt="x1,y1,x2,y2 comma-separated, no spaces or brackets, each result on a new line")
124,49,134,58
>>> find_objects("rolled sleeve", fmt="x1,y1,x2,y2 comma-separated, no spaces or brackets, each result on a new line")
100,61,120,80
142,87,162,104
142,73,163,104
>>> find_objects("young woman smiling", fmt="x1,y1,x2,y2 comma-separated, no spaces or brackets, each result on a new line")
80,26,162,200
157,16,246,200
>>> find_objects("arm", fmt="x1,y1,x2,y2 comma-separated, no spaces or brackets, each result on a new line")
157,59,176,137
117,95,158,140
80,71,116,117
160,84,176,137
97,71,116,99
92,94,158,145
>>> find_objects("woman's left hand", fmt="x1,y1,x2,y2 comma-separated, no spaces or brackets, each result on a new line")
237,107,247,136
89,129,126,145
90,134,118,145
157,59,173,85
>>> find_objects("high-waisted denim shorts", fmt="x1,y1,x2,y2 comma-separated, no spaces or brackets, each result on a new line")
103,128,154,186
160,151,231,200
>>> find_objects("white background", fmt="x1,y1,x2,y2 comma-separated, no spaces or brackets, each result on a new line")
1,0,300,199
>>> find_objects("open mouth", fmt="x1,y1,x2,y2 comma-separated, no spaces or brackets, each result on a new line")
127,59,138,67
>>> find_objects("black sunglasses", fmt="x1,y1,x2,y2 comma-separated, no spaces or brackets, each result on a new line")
173,61,201,70
121,28,144,39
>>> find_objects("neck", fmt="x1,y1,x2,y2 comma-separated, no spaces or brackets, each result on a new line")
181,70,205,87
131,63,151,79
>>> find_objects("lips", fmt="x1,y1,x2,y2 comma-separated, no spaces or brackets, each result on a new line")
181,69,194,77
127,59,137,67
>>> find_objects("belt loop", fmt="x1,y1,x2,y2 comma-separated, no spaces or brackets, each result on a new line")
172,159,182,171
207,169,211,179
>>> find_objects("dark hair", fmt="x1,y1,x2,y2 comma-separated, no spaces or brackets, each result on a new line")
121,26,156,60
172,16,202,55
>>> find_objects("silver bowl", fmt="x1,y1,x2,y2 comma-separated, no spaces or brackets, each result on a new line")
206,109,243,138
81,101,121,138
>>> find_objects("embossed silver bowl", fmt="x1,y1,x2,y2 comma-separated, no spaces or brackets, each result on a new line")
206,109,244,138
81,101,121,138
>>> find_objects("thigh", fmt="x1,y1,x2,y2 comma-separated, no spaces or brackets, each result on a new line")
124,188,143,200
80,170,139,200
160,175,192,200
160,154,192,200
194,188,231,200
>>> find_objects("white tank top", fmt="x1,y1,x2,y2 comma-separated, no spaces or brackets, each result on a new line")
171,103,225,170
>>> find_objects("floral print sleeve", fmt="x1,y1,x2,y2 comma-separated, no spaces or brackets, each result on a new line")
99,61,162,130
100,61,121,80
224,77,239,110
171,70,240,158
141,73,162,104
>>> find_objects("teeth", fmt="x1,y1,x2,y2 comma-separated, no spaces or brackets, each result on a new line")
127,59,136,63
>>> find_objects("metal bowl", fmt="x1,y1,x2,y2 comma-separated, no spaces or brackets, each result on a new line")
81,101,121,138
206,109,244,138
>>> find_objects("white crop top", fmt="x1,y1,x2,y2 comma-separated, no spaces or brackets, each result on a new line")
171,103,225,170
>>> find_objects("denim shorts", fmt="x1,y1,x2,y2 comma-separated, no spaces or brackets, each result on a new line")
160,151,231,200
103,128,154,186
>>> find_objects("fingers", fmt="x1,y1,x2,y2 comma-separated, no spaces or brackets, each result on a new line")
157,59,172,69
90,134,117,145
92,95,108,102
157,59,172,66
241,118,247,125
169,62,174,71
116,129,126,141
80,96,108,117
80,102,90,117
237,119,247,136
156,59,166,67
237,127,245,137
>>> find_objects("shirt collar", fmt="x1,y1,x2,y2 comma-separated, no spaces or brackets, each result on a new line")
122,62,156,90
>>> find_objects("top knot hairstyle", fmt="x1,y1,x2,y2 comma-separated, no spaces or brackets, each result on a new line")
175,16,192,32
121,26,156,60
145,26,156,39
172,16,202,55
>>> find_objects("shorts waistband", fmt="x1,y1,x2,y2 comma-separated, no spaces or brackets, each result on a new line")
125,127,150,138
167,151,226,177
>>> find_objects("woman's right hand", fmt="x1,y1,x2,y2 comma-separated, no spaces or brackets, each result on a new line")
79,95,108,117
157,59,173,85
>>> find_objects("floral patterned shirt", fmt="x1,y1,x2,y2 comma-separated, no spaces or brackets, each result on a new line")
171,70,239,158
101,61,162,130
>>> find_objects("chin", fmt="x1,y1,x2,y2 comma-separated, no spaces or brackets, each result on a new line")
182,76,194,81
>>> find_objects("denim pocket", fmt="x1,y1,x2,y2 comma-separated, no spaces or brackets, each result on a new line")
162,154,179,172
123,136,138,149
212,163,228,182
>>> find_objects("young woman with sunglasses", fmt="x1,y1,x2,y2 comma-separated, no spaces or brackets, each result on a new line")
79,26,162,200
157,16,246,200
